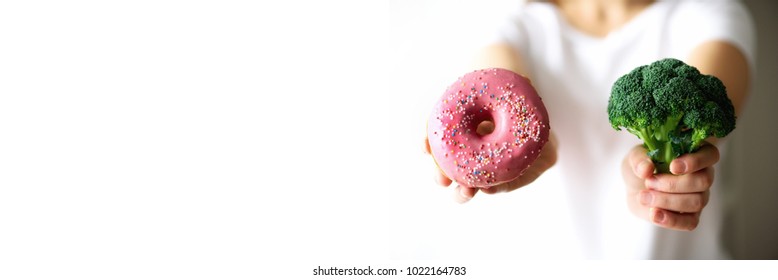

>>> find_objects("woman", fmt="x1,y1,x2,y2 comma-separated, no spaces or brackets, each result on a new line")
424,0,754,258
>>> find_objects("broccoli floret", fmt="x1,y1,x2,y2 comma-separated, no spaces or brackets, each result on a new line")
607,58,736,173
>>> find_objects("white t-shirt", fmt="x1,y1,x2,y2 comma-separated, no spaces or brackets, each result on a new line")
496,0,755,259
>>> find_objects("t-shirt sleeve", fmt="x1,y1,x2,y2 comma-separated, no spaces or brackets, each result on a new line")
485,4,549,76
495,13,529,50
668,0,756,69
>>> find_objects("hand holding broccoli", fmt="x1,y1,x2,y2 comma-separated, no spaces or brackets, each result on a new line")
622,142,718,230
611,58,736,231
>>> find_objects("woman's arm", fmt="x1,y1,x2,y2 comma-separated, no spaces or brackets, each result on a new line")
472,43,531,77
688,40,750,118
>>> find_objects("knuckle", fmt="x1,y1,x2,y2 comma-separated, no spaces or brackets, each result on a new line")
702,192,711,207
481,187,498,195
536,157,554,172
710,145,721,162
682,156,698,172
675,213,700,231
544,148,558,167
698,172,713,189
685,195,704,212
686,218,700,231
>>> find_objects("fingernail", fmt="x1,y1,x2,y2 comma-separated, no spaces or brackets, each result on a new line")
637,159,652,176
636,160,646,173
640,191,653,206
672,160,687,174
652,208,665,224
459,186,468,197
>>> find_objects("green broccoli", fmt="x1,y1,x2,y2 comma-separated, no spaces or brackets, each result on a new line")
607,58,736,173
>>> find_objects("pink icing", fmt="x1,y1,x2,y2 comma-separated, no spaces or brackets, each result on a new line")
427,68,550,188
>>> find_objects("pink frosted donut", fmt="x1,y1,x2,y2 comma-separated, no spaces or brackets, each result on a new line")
427,68,550,188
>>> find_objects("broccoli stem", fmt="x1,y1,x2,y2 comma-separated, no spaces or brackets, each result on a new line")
654,162,671,174
654,141,674,174
662,114,682,138
650,114,683,174
637,127,657,152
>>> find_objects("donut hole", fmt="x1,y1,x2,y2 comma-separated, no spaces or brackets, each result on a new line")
476,120,495,136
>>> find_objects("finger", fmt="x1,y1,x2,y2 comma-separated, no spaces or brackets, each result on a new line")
454,185,478,203
622,155,646,194
645,167,714,193
628,145,655,179
480,140,556,194
435,169,453,187
481,166,542,194
649,207,701,231
426,136,454,186
479,185,501,194
670,143,720,175
638,190,708,213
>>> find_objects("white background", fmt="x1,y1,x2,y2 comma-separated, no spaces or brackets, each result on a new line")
1,0,776,279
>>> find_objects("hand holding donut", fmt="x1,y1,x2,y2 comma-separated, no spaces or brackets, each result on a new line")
425,68,556,203
424,133,557,203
